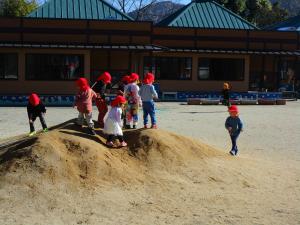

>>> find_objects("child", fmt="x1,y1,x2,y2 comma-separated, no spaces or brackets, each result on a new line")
118,75,130,96
124,73,141,129
92,72,112,128
103,95,127,147
74,77,97,135
222,82,231,107
27,93,48,136
139,73,158,129
225,105,243,156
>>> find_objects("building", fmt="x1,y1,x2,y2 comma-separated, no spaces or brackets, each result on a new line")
1,0,300,100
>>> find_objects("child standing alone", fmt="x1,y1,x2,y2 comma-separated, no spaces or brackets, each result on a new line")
27,93,48,136
74,78,97,135
139,73,158,129
103,95,127,148
225,105,243,156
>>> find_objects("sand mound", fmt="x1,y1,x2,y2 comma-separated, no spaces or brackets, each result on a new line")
0,121,222,186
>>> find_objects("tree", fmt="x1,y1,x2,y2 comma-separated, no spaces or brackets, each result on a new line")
0,0,38,17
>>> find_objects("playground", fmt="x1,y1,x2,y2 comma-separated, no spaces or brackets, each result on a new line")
0,102,300,225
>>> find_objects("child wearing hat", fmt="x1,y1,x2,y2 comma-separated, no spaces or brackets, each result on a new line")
103,95,127,147
27,93,48,136
124,73,141,129
74,78,97,135
139,73,158,129
222,82,231,107
225,105,243,156
118,75,131,96
92,72,112,128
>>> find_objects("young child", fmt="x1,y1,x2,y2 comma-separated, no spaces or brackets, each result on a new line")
225,105,243,156
118,75,130,96
92,72,112,128
124,73,141,129
74,77,97,135
222,82,231,107
139,73,158,129
103,95,127,147
27,93,48,136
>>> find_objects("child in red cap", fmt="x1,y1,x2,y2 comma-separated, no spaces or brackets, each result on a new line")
225,105,243,156
103,95,127,147
92,72,112,128
74,78,97,135
139,73,158,129
27,93,48,136
124,73,142,129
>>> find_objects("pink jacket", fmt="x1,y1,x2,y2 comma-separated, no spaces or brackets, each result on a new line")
75,88,97,113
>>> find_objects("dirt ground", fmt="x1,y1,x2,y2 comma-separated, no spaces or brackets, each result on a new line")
0,102,300,225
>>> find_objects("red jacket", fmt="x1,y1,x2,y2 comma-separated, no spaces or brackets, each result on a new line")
75,88,97,113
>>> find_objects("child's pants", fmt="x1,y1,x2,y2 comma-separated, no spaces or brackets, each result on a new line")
142,101,156,126
95,98,108,128
107,135,124,143
126,104,139,125
29,113,47,132
77,112,94,128
230,135,239,153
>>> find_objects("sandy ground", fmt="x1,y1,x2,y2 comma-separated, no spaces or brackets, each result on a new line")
0,102,300,225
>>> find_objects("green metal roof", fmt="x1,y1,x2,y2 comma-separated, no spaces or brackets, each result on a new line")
158,0,257,30
27,0,133,20
267,15,300,31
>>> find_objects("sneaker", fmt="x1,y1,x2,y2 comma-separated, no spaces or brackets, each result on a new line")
125,125,131,129
29,131,37,137
144,125,148,129
119,141,127,147
151,124,157,129
43,128,49,133
88,128,96,136
229,150,235,156
106,141,114,147
132,125,137,129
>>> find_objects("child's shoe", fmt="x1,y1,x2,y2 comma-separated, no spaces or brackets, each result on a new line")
119,141,127,147
229,150,235,156
106,141,114,147
125,125,131,129
88,128,96,136
151,124,157,129
132,125,137,129
43,128,48,133
144,125,148,129
29,131,37,137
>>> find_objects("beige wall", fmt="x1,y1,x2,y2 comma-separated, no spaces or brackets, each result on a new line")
138,52,250,92
0,48,90,95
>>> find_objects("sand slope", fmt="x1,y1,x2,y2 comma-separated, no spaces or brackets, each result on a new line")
0,121,299,225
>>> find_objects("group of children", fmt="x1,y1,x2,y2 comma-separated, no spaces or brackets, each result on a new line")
27,75,243,155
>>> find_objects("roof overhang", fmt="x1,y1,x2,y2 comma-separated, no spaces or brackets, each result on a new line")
168,48,300,56
0,43,164,51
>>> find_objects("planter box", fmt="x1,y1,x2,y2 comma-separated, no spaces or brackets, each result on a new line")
258,99,276,105
187,98,201,105
276,99,287,105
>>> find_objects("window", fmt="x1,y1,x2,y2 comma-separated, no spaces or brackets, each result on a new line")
198,58,245,81
0,53,18,80
26,54,84,80
144,57,192,80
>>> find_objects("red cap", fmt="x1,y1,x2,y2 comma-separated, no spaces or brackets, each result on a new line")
228,105,239,113
29,93,40,106
122,75,131,84
111,95,126,107
130,73,139,83
76,78,90,91
97,72,112,84
143,73,155,84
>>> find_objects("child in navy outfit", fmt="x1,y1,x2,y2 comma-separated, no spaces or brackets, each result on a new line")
225,105,243,156
27,93,48,136
139,73,158,129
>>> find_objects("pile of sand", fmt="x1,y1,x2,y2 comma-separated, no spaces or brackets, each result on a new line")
0,121,299,225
